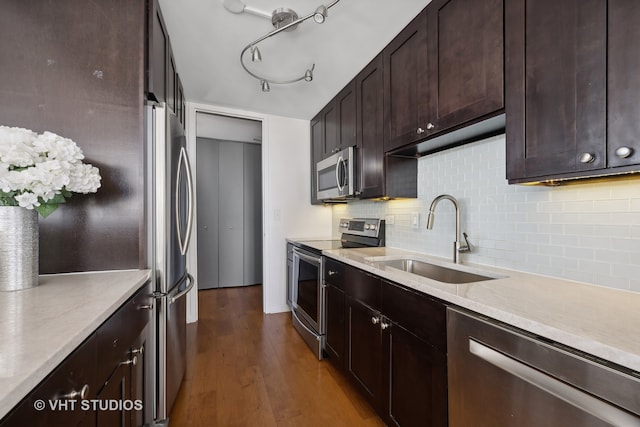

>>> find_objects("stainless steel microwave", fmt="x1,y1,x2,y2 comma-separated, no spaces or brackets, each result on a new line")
316,146,355,200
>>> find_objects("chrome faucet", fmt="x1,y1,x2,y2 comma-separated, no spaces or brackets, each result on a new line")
426,194,471,264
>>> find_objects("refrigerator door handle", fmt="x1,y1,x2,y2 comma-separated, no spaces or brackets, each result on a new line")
176,146,195,255
168,273,195,304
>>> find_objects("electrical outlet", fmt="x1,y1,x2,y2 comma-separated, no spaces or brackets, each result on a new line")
385,215,395,225
411,212,420,229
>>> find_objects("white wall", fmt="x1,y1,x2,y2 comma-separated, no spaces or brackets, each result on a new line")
334,134,640,292
185,102,333,321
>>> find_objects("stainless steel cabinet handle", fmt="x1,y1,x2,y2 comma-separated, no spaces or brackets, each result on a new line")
469,339,640,426
371,316,380,325
120,355,138,367
132,345,144,356
416,127,425,135
59,384,90,400
615,146,633,158
327,270,337,276
426,122,435,130
579,152,595,163
381,321,390,330
138,303,153,310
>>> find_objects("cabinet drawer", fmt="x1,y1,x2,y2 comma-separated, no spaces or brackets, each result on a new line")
381,280,447,351
345,266,381,311
95,283,152,382
324,258,346,290
1,334,97,427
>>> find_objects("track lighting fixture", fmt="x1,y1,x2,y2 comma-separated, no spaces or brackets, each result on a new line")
223,0,341,92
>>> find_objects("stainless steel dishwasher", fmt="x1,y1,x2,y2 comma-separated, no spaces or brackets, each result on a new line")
447,307,640,427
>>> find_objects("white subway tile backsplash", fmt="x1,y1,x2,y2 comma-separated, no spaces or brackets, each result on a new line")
333,135,640,292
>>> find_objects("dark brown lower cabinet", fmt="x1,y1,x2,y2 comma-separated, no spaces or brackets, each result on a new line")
0,283,152,427
337,260,448,426
383,323,447,427
346,295,384,408
324,283,346,370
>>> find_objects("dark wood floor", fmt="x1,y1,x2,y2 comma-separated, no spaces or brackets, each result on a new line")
169,285,384,427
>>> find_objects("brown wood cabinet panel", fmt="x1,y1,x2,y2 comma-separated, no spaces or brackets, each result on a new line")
147,0,168,103
324,257,346,290
325,284,346,370
383,323,448,427
0,0,146,274
310,113,323,205
345,267,381,311
356,54,386,198
338,82,357,150
322,102,339,158
346,295,383,410
383,9,429,152
381,280,447,352
426,0,504,136
506,0,607,182
607,0,640,169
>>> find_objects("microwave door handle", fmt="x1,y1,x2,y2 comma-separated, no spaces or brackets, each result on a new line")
336,156,345,192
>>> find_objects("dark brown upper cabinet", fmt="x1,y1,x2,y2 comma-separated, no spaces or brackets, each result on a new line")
320,81,357,159
506,0,640,183
310,113,323,205
356,54,386,199
147,0,168,104
425,0,504,137
384,1,505,156
383,9,429,153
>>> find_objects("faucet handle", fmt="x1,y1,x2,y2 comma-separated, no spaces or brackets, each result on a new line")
458,232,472,253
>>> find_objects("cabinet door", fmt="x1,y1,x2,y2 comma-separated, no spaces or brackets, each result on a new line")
324,284,345,370
506,0,607,182
383,323,448,427
322,102,339,157
384,8,429,152
310,113,323,205
426,0,504,136
96,362,133,427
356,54,385,198
338,81,357,150
607,0,640,168
346,296,383,410
147,0,168,103
130,326,150,426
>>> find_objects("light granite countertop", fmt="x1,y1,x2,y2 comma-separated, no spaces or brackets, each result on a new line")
322,246,640,374
0,269,151,419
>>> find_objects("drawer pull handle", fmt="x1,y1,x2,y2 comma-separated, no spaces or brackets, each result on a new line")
138,303,154,310
132,345,144,356
426,122,435,130
381,321,390,330
327,270,337,276
59,384,90,400
416,127,425,135
371,316,380,325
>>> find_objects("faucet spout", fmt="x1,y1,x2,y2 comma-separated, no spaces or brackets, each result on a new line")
426,194,471,263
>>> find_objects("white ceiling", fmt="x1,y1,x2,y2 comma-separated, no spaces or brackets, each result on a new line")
158,0,428,120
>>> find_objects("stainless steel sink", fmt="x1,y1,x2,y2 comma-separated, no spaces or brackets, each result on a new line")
373,258,496,284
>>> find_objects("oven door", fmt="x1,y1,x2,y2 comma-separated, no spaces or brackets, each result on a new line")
292,247,324,334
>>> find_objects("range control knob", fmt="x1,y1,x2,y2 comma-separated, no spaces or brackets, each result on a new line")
369,224,377,231
365,224,371,230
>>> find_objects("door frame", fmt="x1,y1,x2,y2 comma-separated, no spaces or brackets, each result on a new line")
184,102,267,322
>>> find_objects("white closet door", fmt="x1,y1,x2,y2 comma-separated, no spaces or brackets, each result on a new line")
243,143,262,286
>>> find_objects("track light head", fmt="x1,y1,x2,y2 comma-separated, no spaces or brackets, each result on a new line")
313,5,328,24
261,80,270,92
250,46,262,62
304,69,313,82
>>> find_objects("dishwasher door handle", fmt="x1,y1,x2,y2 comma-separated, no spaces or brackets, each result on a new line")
469,339,640,427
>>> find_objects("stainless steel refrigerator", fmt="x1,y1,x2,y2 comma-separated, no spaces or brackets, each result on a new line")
146,103,194,425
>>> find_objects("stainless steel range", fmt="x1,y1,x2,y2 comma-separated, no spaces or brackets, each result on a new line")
289,218,385,359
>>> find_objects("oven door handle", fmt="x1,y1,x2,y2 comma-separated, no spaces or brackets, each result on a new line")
293,248,321,267
291,307,321,341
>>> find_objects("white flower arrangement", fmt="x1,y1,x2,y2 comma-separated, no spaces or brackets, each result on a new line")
0,126,101,218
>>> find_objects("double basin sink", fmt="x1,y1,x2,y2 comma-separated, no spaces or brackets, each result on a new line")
367,257,503,284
